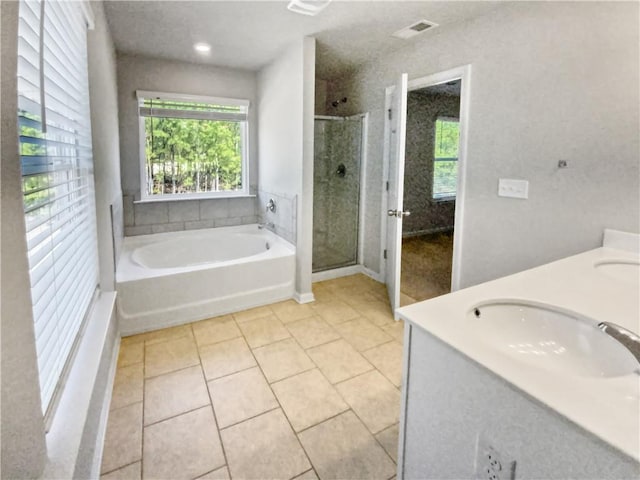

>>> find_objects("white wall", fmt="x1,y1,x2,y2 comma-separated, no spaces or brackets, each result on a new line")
340,2,640,287
0,2,48,476
257,37,316,299
89,0,123,291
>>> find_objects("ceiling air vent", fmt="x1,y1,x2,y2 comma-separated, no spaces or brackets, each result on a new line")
392,19,439,39
287,0,332,16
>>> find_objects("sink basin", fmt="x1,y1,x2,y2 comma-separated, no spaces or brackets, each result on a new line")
469,300,639,378
594,260,640,286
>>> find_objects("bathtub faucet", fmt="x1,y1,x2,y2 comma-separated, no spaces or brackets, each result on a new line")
266,198,276,213
258,222,275,230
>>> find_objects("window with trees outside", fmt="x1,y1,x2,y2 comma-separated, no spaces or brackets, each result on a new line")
137,92,249,199
433,117,460,200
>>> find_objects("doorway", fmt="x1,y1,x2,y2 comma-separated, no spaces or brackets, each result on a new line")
382,66,470,315
400,81,461,305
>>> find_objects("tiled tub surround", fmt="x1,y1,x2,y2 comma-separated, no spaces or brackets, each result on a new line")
116,225,295,335
123,194,259,237
258,190,297,245
101,274,403,480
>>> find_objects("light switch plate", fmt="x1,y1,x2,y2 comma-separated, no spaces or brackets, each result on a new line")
498,178,529,199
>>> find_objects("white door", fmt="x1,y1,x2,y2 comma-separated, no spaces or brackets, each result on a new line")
385,73,409,317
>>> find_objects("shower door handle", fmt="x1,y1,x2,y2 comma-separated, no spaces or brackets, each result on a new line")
387,209,411,218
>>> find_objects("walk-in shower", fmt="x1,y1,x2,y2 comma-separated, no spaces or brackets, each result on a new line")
313,115,364,272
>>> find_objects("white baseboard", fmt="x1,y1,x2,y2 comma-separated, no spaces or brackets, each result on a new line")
402,226,454,238
362,267,384,283
294,291,315,304
91,335,120,478
312,264,363,282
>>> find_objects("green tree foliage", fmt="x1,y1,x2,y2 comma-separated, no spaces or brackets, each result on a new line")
144,116,243,196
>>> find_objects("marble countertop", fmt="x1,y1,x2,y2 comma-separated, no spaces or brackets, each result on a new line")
397,230,640,462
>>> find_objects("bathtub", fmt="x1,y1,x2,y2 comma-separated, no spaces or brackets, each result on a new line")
116,224,295,335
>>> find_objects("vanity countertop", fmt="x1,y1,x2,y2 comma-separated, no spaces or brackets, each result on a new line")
397,231,640,462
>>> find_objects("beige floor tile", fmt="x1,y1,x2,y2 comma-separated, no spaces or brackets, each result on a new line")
334,317,393,351
208,367,278,428
110,363,143,410
306,339,373,384
192,315,241,347
336,370,401,434
271,369,348,432
233,305,274,323
124,324,193,347
292,470,318,480
357,302,396,327
145,335,200,378
221,409,310,480
310,284,334,302
117,342,144,368
238,314,290,348
285,316,340,349
200,338,256,380
253,338,315,383
363,341,403,387
144,365,210,425
143,407,225,480
399,292,417,307
293,470,318,480
382,321,405,343
100,461,141,480
199,337,256,380
298,411,396,480
196,466,230,479
101,402,142,474
270,299,315,323
376,424,400,463
311,300,360,325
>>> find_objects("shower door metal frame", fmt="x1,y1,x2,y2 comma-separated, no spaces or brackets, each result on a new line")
312,113,368,272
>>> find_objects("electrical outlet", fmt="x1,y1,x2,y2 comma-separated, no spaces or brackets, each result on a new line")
474,436,517,480
498,178,529,199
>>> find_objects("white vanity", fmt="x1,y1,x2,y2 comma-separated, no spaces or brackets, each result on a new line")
396,230,640,479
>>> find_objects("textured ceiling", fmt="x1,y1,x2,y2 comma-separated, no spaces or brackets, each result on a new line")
104,1,501,80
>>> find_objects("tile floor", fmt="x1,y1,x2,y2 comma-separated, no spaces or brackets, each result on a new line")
101,274,404,480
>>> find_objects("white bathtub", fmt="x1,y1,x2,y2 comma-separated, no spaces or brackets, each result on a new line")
116,224,296,335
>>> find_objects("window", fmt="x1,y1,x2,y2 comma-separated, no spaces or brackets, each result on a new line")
137,92,249,199
17,0,98,415
432,117,460,200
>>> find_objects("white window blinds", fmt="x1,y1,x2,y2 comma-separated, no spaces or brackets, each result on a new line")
17,0,98,414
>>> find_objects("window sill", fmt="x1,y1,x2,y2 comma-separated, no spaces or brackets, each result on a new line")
134,193,256,204
432,196,456,203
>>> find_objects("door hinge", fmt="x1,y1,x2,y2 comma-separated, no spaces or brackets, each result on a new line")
383,249,387,260
388,108,392,120
386,181,389,191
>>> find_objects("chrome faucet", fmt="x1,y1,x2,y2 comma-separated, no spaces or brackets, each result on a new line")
266,198,276,213
258,222,274,230
598,322,640,364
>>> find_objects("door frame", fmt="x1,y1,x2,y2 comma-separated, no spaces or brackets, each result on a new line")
381,64,471,293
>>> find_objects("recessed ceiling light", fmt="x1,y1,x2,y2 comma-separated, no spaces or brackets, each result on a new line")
287,0,331,16
194,42,211,54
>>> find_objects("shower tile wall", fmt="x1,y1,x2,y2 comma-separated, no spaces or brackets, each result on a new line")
313,118,362,272
257,190,297,245
123,194,258,236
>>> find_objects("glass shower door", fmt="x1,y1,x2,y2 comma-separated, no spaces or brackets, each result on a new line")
312,117,362,272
